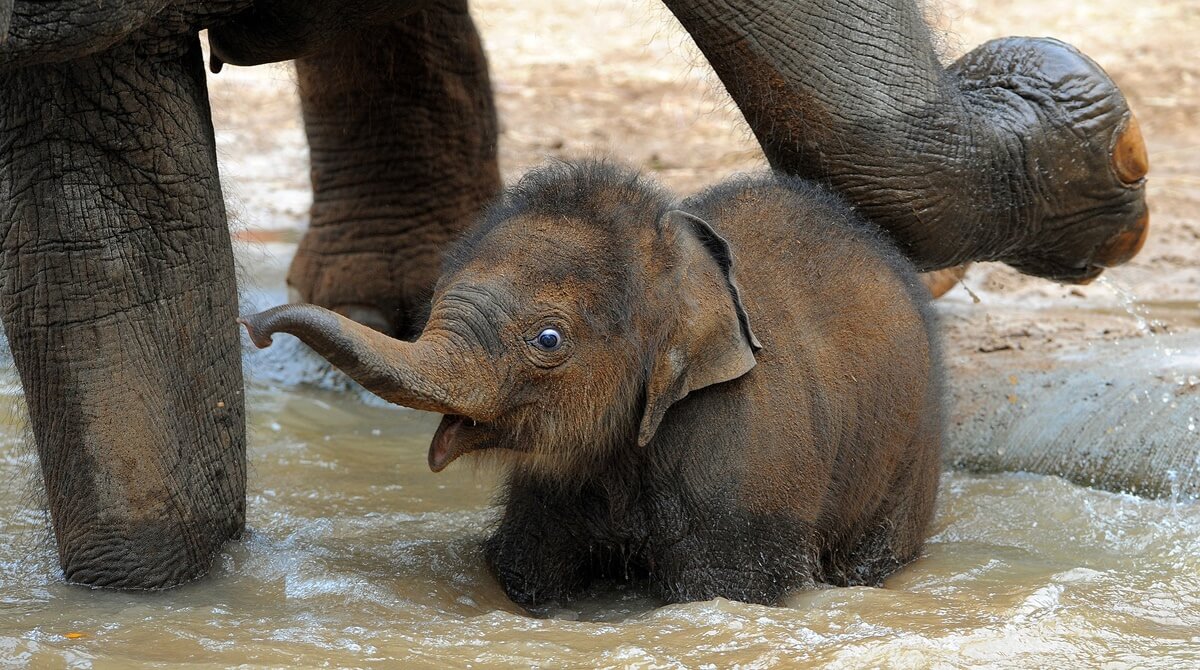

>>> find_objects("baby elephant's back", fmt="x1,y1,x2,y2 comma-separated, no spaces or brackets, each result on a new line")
683,175,941,569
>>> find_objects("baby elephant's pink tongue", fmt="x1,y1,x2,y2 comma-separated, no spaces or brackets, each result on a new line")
429,416,466,472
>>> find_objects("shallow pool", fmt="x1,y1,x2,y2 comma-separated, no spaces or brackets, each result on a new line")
2,339,1199,668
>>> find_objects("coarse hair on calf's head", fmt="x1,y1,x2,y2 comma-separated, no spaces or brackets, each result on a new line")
444,158,674,277
439,159,683,480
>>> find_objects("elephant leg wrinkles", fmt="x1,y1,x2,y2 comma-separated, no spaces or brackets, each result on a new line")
288,0,500,338
0,34,245,589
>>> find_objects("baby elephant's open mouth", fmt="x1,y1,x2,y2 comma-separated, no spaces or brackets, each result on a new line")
429,414,495,472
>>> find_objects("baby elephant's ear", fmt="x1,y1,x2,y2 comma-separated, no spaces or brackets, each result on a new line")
638,210,762,447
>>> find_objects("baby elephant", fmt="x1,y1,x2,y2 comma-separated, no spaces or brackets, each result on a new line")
241,160,943,607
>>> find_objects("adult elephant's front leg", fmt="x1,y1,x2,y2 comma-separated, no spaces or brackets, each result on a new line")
288,0,500,338
665,0,1148,282
0,36,245,588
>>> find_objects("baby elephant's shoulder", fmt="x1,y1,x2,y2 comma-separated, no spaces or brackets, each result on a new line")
683,172,932,328
685,174,914,274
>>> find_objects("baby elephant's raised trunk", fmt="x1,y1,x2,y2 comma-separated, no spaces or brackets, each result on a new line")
239,304,495,420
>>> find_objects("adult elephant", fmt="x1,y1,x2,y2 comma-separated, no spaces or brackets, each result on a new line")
0,0,1147,589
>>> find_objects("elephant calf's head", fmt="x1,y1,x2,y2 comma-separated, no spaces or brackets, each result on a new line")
242,160,759,475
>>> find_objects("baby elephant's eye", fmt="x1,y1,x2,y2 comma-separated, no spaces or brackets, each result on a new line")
532,328,564,352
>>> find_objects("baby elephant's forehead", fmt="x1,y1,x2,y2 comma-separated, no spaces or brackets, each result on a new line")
453,214,641,319
471,214,632,281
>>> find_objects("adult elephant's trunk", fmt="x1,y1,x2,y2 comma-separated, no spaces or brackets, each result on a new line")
241,304,499,421
664,0,1148,282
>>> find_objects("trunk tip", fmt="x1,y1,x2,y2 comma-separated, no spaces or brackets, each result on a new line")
237,315,274,349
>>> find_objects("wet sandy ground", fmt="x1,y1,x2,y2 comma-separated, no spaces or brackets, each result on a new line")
210,0,1200,362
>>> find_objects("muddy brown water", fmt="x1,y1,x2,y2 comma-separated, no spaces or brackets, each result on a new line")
1,324,1199,668
0,253,1197,668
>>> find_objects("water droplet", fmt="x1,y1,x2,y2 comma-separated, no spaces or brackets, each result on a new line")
1099,276,1176,364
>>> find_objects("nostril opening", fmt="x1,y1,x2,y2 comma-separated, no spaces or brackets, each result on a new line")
1112,115,1150,184
1095,211,1151,268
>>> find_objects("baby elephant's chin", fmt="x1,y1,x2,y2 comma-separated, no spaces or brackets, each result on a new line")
428,415,498,472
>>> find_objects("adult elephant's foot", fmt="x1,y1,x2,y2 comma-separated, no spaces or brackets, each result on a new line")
287,232,450,340
0,35,245,588
286,2,499,339
666,1,1148,282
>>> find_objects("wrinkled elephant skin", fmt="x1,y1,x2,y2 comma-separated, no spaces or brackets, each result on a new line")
663,0,1149,281
286,2,501,338
0,0,12,46
0,35,245,588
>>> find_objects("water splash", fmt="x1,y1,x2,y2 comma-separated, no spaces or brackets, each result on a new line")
1097,275,1200,501
1097,275,1192,374
1099,276,1155,332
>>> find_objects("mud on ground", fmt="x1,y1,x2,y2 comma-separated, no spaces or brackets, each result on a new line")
205,0,1200,373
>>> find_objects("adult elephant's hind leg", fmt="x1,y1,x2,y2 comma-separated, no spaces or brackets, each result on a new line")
289,0,500,338
0,36,245,588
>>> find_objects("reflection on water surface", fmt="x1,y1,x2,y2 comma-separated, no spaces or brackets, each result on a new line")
2,349,1199,668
